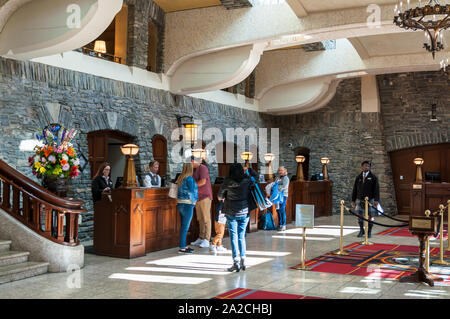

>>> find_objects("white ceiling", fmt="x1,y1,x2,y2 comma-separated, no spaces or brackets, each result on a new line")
299,0,398,13
355,31,450,58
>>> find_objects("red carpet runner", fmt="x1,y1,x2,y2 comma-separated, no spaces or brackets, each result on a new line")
377,225,448,239
214,288,324,299
291,242,450,285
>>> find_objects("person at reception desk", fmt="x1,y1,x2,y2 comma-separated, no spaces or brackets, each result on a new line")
351,160,380,238
276,166,290,231
190,157,213,248
92,162,113,202
143,160,161,188
218,163,252,272
176,163,198,254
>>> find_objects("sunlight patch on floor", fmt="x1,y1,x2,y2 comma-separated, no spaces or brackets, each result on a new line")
108,273,212,285
272,235,335,241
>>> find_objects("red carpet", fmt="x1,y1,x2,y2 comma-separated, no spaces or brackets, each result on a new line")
377,225,448,239
214,288,324,299
291,242,450,285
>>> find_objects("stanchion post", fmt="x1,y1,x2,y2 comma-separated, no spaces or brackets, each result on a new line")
425,236,430,273
432,205,449,266
360,197,373,245
293,227,310,270
333,200,349,255
447,200,450,252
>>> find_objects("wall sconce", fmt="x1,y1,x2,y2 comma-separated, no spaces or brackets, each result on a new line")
94,40,107,57
241,152,253,166
296,155,306,181
414,158,424,183
320,157,330,181
120,144,139,187
264,153,275,182
176,115,198,148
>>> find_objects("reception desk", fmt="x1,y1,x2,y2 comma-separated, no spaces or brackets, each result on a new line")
410,182,450,216
287,180,333,220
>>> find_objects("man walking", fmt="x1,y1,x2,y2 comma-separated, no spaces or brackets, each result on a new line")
351,161,380,238
191,156,213,248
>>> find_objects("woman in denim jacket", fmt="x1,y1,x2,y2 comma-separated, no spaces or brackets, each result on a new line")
176,163,199,254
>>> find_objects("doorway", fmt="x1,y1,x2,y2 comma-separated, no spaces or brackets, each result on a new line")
87,130,135,186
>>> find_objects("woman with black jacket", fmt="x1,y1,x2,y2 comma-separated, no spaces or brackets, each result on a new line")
218,163,252,272
92,162,113,202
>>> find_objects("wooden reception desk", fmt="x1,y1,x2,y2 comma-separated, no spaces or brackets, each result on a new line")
287,180,333,220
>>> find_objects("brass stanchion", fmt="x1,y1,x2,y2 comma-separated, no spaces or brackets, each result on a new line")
447,200,449,252
333,200,349,255
432,205,449,266
293,227,311,270
360,197,373,245
425,236,430,273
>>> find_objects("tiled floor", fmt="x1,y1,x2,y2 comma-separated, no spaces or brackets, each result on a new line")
0,215,449,299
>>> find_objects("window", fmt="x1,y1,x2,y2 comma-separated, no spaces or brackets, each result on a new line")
80,5,128,65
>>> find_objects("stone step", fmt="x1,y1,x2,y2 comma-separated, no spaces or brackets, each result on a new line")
0,240,11,252
0,261,49,285
0,251,29,267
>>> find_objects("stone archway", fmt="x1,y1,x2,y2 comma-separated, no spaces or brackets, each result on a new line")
386,132,450,153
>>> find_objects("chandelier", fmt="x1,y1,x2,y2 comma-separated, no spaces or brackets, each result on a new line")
394,0,450,59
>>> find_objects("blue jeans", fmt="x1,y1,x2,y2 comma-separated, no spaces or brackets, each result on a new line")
226,215,250,260
277,196,287,226
177,203,195,249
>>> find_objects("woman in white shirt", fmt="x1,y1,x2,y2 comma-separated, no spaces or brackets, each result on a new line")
143,161,161,188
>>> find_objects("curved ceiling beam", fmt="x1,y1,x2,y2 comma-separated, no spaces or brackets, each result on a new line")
165,3,402,73
0,0,33,32
169,43,265,94
0,0,123,60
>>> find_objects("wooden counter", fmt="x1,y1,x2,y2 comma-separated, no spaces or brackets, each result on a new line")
287,180,333,219
410,182,450,217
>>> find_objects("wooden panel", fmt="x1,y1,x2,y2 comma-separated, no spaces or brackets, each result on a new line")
114,5,128,65
87,133,108,178
147,21,159,72
152,135,168,177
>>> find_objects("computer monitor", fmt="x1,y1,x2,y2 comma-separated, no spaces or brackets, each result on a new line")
425,172,441,182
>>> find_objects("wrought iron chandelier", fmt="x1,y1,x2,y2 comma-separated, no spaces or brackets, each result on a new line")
394,0,450,59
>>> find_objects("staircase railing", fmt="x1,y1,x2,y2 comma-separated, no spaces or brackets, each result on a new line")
0,159,86,246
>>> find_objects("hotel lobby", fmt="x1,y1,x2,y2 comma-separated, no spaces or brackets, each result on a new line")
0,0,449,302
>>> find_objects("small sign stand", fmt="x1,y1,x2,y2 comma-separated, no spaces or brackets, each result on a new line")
292,205,314,271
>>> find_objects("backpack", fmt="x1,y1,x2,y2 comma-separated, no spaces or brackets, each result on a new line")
260,209,277,230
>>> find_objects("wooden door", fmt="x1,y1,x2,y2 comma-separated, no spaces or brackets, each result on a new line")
152,135,167,177
87,132,108,178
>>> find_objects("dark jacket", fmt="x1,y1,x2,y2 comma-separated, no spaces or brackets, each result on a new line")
245,168,258,212
351,171,380,202
217,176,252,216
92,175,113,202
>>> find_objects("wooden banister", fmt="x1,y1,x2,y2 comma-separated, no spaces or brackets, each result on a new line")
0,159,86,246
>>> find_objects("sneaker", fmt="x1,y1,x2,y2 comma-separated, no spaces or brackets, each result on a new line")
199,239,210,248
210,245,217,253
179,247,194,254
216,245,228,252
281,225,286,231
190,238,202,246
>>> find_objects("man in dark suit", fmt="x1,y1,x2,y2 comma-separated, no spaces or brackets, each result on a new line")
351,161,380,238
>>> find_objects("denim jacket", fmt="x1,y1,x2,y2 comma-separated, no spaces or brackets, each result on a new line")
177,176,199,204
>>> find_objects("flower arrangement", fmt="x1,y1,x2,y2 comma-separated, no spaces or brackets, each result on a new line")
28,124,80,179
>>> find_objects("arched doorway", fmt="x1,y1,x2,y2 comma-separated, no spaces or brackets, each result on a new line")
293,147,310,180
152,135,168,177
87,130,135,186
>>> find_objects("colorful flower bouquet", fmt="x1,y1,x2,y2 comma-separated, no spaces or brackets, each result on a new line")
28,124,80,179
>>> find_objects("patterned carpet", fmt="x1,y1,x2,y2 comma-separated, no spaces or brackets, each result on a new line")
291,242,450,285
214,288,324,299
377,225,448,239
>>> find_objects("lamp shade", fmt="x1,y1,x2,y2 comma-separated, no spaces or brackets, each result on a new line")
94,40,107,54
413,158,424,165
264,153,275,162
121,144,139,156
240,152,253,161
320,157,330,164
296,155,306,163
184,123,198,144
192,148,206,160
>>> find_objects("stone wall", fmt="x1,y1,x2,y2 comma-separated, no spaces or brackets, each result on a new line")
377,72,450,152
125,0,165,72
274,78,397,215
0,57,267,241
